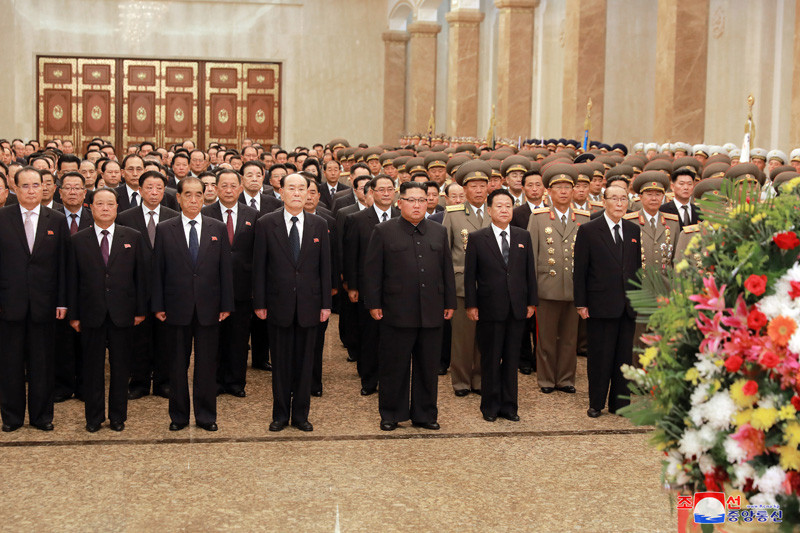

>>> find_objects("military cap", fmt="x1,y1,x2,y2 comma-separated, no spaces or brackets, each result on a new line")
605,164,635,181
393,156,410,173
531,148,550,160
644,142,659,153
527,161,542,175
455,144,478,156
542,163,577,187
633,142,645,153
701,162,730,180
750,148,768,161
574,153,596,164
672,156,702,177
443,147,456,155
379,151,398,167
500,155,531,177
574,163,593,183
431,144,447,152
336,148,347,161
722,143,738,153
692,144,708,157
673,142,692,155
454,159,492,185
424,152,448,170
362,147,382,163
623,155,647,173
354,148,367,163
708,145,725,156
379,144,396,151
693,177,725,199
566,140,580,149
729,149,741,160
557,138,566,148
659,143,673,154
495,150,516,162
396,149,415,157
329,138,350,151
545,139,557,149
632,171,670,194
341,147,355,161
595,155,617,169
767,149,788,165
704,154,731,166
587,161,605,177
790,148,800,162
405,157,427,176
773,171,800,192
541,153,573,167
770,165,795,181
725,162,764,185
488,159,502,178
446,154,471,177
517,149,539,161
478,151,493,161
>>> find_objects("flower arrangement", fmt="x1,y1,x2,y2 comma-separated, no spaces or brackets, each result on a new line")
621,179,800,529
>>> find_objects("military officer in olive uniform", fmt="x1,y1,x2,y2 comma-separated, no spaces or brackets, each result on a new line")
442,160,492,396
526,164,590,394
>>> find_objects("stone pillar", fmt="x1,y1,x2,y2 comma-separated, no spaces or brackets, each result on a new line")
791,0,800,146
653,0,709,143
494,0,536,139
383,30,410,144
445,9,484,137
562,0,606,141
407,21,441,134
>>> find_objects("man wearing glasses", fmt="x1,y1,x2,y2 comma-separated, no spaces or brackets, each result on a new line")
116,154,145,212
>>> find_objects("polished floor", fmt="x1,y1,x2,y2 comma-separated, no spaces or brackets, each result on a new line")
0,316,675,532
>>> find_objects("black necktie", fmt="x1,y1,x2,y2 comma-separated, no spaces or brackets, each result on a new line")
682,205,690,226
289,216,300,263
147,211,157,247
100,230,110,266
130,192,138,208
188,220,199,265
500,230,509,265
250,198,257,210
613,223,622,255
381,212,388,223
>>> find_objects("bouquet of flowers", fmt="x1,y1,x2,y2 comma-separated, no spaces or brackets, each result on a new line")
620,180,800,529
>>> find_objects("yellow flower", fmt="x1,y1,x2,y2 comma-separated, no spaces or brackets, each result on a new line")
786,421,800,447
750,213,766,224
734,408,753,427
639,347,658,367
706,243,716,252
785,176,800,192
751,407,779,431
711,223,721,231
686,235,702,253
732,203,755,215
675,260,689,273
779,404,797,421
685,367,700,385
777,444,800,470
730,379,758,408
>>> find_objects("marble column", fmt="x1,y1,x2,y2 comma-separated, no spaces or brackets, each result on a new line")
494,0,536,139
407,21,441,134
445,8,484,138
653,0,709,144
791,0,800,147
383,30,410,144
562,0,606,142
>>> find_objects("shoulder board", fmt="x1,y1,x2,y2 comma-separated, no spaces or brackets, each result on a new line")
682,224,700,234
445,204,465,212
573,209,590,217
589,201,604,208
662,212,679,221
532,207,551,215
623,212,639,220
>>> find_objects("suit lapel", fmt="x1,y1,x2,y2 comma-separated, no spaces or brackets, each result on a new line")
172,219,194,270
296,215,315,268
32,208,51,253
551,208,566,238
9,207,31,255
464,204,482,231
106,227,125,268
195,217,212,269
273,213,294,264
486,228,507,268
599,220,622,266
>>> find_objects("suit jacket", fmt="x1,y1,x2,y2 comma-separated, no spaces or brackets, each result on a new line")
442,203,492,298
336,203,362,282
659,200,700,229
308,208,339,288
116,184,178,212
116,205,180,267
56,205,94,232
151,215,235,326
252,210,332,328
331,189,355,214
573,216,641,319
202,202,259,302
319,181,350,209
4,192,18,206
464,226,538,321
428,209,445,224
363,217,456,328
511,203,533,229
238,191,282,217
343,206,399,293
0,205,68,322
67,225,148,328
315,204,334,219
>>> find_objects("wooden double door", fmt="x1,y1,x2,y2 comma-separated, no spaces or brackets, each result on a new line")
38,56,281,151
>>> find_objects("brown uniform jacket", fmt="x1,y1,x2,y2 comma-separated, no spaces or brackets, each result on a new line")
442,202,491,298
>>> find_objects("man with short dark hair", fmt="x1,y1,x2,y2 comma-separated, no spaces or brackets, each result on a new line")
117,154,145,211
659,169,699,228
319,159,349,209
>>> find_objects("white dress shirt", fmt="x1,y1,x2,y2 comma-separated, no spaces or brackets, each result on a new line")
142,203,162,224
553,206,569,223
356,201,367,211
644,211,659,227
243,191,260,211
374,205,391,222
527,200,546,211
20,204,40,235
469,203,485,218
284,209,304,242
673,198,693,220
126,184,139,205
491,223,511,255
220,201,238,228
95,223,115,248
604,212,623,243
181,213,202,248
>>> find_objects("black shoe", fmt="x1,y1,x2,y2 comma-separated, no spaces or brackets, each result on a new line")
438,367,448,376
311,390,323,397
32,422,54,431
2,423,22,432
360,387,377,396
253,362,272,371
291,420,313,432
109,421,125,432
346,354,357,362
499,413,520,422
540,387,555,394
269,420,287,432
587,408,602,418
169,422,187,431
228,388,246,398
412,421,440,430
197,422,218,432
127,388,149,400
519,367,533,375
454,389,470,397
380,420,398,431
557,386,576,394
53,392,73,403
86,423,102,433
577,351,588,358
483,414,497,422
471,388,481,396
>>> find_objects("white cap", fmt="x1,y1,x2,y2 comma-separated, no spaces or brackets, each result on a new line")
691,144,708,156
644,142,658,152
708,145,724,156
750,148,768,160
790,148,800,162
767,149,788,164
674,142,691,154
633,142,644,152
660,143,672,153
722,143,737,153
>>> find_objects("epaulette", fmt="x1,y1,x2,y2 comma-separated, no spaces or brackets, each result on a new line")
662,212,679,221
589,201,604,208
682,224,700,234
532,207,551,215
623,212,639,220
445,204,465,212
573,209,590,217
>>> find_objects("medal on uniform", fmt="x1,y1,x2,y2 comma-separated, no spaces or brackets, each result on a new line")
544,227,553,234
460,229,469,250
546,237,554,244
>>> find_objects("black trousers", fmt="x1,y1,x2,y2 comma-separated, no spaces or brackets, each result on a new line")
0,317,55,427
268,320,316,424
477,317,525,417
378,324,441,424
586,315,635,412
217,300,252,393
356,302,380,390
250,314,270,368
312,318,328,395
440,318,452,371
167,315,219,426
54,318,81,398
81,315,132,425
129,314,169,393
519,312,537,371
338,297,360,360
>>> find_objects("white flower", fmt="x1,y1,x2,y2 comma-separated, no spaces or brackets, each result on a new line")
678,430,704,457
749,493,779,508
695,359,720,379
758,296,783,318
698,454,716,475
731,462,755,490
665,453,691,486
704,391,736,430
689,405,705,427
754,466,786,496
724,436,748,464
690,383,711,407
698,426,717,448
789,330,800,355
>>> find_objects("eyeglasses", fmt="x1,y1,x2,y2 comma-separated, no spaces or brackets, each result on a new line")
400,197,426,205
605,196,628,204
19,183,42,190
61,186,85,192
374,187,395,194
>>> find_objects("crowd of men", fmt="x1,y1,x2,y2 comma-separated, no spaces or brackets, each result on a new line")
0,133,787,433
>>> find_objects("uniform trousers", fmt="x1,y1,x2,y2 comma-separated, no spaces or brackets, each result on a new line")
477,317,525,417
535,298,578,388
268,320,316,424
450,296,481,391
217,300,252,393
587,315,635,412
167,313,219,426
81,315,132,425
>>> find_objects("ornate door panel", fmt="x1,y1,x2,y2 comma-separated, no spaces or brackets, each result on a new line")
161,62,199,148
121,59,160,150
204,62,243,148
76,58,116,150
38,57,78,142
242,63,280,147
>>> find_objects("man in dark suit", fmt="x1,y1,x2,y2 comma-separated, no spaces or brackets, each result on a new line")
343,175,399,396
364,182,456,431
117,170,179,399
464,189,537,422
659,168,699,229
0,167,68,432
263,163,288,199
116,154,145,212
201,169,259,398
331,162,370,214
319,159,350,209
152,176,235,431
574,184,642,418
424,181,445,218
253,173,332,432
68,187,148,432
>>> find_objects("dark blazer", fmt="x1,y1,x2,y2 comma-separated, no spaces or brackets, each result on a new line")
117,185,178,212
0,205,68,322
659,199,700,229
319,181,350,209
116,205,180,265
363,217,456,328
4,192,18,206
463,226,538,321
309,208,339,288
252,210,332,328
151,215,235,326
573,216,641,319
331,189,355,214
428,209,445,224
67,225,148,328
238,191,282,217
315,204,334,219
343,206,399,293
335,203,362,280
201,202,259,301
56,205,94,232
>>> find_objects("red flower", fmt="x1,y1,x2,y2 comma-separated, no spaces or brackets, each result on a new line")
743,380,759,396
747,309,768,331
785,471,800,495
705,471,720,492
790,281,800,300
792,396,800,411
760,351,779,369
774,231,800,250
725,355,744,373
744,274,767,296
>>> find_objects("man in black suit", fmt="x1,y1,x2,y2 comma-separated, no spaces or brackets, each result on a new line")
201,169,259,398
510,169,547,229
364,182,456,431
253,173,332,432
343,175,399,396
659,168,700,229
263,163,288,200
152,176,235,431
319,159,350,209
574,185,642,418
117,170,179,399
331,162,370,214
68,188,148,432
0,167,68,432
116,154,145,212
465,189,537,422
424,181,445,218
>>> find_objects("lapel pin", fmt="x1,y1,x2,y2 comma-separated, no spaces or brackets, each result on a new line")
245,221,252,226
47,230,54,235
518,243,524,248
314,237,320,243
211,236,218,241
124,243,131,248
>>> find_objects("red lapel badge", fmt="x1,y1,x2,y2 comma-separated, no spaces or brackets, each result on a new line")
632,238,637,243
245,221,252,226
518,243,524,248
124,243,131,248
211,236,218,241
314,237,320,243
47,230,54,235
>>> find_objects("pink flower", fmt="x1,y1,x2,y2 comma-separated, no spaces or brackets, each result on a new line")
730,423,766,461
760,351,780,369
688,277,727,311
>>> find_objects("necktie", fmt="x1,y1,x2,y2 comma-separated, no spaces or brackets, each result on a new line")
188,220,199,265
613,224,623,254
476,207,483,223
226,209,234,245
500,230,509,265
681,205,690,226
100,229,110,266
147,211,157,247
515,198,520,207
24,211,35,252
561,214,567,227
381,212,388,223
650,216,656,231
289,216,300,263
250,198,257,210
330,186,336,197
130,192,139,208
69,213,78,235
